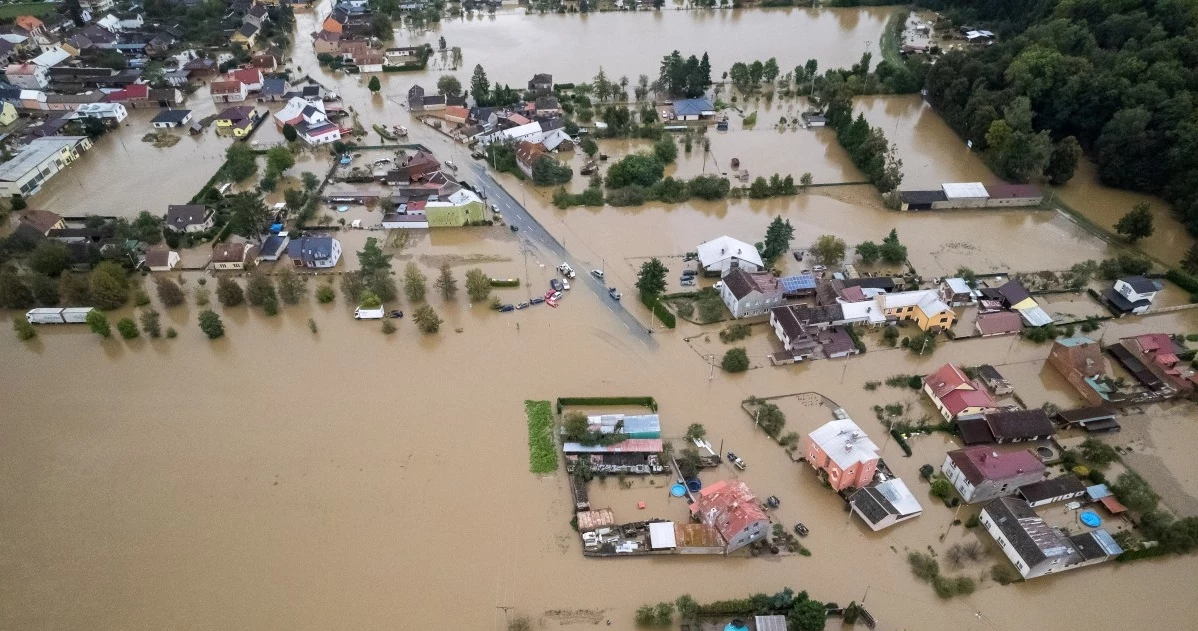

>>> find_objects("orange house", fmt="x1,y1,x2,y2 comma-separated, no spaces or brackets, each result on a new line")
321,17,344,34
802,419,880,492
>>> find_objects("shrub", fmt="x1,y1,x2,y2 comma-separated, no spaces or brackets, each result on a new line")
381,319,396,335
86,310,111,338
198,309,224,339
930,478,953,499
155,277,186,307
316,284,336,304
140,309,162,338
13,317,36,341
719,322,752,343
413,304,442,333
908,551,940,581
116,317,139,339
965,514,980,528
217,277,245,307
134,290,151,307
722,347,749,372
991,563,1020,585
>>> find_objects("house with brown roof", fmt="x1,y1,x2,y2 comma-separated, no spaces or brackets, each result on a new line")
15,209,66,239
166,204,214,233
923,363,998,421
210,79,248,103
984,183,1043,208
144,247,180,271
514,140,547,179
1047,337,1108,406
975,310,1023,337
211,242,257,270
718,268,783,318
313,30,342,54
942,446,1046,503
1112,333,1197,395
688,479,770,553
955,409,1055,445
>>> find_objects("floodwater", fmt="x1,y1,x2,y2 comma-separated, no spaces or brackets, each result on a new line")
5,4,1198,630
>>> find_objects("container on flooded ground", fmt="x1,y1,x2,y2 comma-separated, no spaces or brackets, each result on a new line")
26,307,95,324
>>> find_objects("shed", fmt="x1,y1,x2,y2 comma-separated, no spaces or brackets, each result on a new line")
1018,476,1086,507
940,182,988,208
984,183,1043,207
1057,406,1119,433
754,616,789,631
899,189,946,211
648,521,676,549
575,508,615,532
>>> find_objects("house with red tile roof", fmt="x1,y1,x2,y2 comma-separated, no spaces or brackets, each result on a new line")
689,480,770,553
942,446,1046,503
229,67,264,91
210,79,247,103
975,310,1023,337
923,363,998,420
1117,334,1197,394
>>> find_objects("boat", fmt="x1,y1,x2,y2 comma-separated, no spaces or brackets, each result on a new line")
726,451,746,470
608,287,622,300
794,523,809,537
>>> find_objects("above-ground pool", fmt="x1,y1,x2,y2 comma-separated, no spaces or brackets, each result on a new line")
670,484,686,497
1080,511,1102,527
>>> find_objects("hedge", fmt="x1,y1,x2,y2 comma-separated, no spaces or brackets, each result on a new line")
696,599,756,616
1117,545,1170,563
489,278,520,287
891,429,913,456
525,400,557,474
383,63,428,73
556,397,658,414
1166,268,1198,294
640,292,676,329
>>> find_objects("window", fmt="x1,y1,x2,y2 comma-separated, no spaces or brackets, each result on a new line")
998,538,1007,548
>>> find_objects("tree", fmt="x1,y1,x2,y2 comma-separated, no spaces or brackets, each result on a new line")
788,597,827,631
605,153,664,188
198,309,225,339
755,402,786,437
0,269,33,309
29,241,70,277
800,172,813,189
1115,203,1154,242
59,273,90,305
13,316,36,341
302,172,320,192
634,259,669,299
223,143,258,182
762,57,779,83
277,268,307,305
1046,136,1082,185
283,123,298,142
367,269,397,303
930,478,953,500
246,274,277,307
722,347,749,372
370,14,393,40
140,309,162,338
89,261,128,310
359,289,382,309
653,136,677,165
653,602,673,626
155,276,186,307
368,76,381,93
1080,438,1119,468
25,273,58,306
580,136,598,157
857,241,880,264
403,263,427,302
810,235,846,266
674,595,698,622
117,318,139,340
879,229,908,264
470,65,490,105
685,424,706,441
86,310,111,338
760,216,795,263
465,268,491,302
413,304,442,333
437,74,462,98
434,263,458,299
217,277,245,306
357,237,393,275
228,192,271,239
1111,471,1158,514
316,284,336,304
531,155,573,186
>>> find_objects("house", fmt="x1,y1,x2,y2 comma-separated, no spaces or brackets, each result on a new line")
231,23,259,48
151,108,193,128
923,363,997,421
803,419,879,493
975,311,1023,337
478,120,542,145
380,212,429,229
5,63,49,89
1018,476,1087,508
514,140,546,179
942,446,1046,504
955,409,1055,445
244,3,270,27
1056,406,1120,433
1047,337,1108,406
534,95,562,116
260,77,290,101
1104,276,1163,316
673,98,715,121
527,72,552,95
384,45,425,66
15,209,66,239
314,29,342,54
230,67,265,91
768,303,844,360
0,101,17,126
274,96,341,145
286,236,342,268
688,480,770,553
0,136,92,198
258,233,290,261
981,279,1036,310
166,204,214,233
31,46,71,71
144,247,180,271
183,57,218,78
96,14,121,32
898,189,949,211
214,106,260,137
875,289,956,332
387,149,441,182
441,105,468,124
939,277,974,306
696,235,764,276
210,79,248,103
1113,333,1197,394
540,128,574,152
14,16,50,47
977,364,1013,395
211,242,257,270
980,497,1121,579
849,478,923,531
719,268,784,318
984,183,1043,208
73,102,128,123
800,112,827,127
354,52,385,73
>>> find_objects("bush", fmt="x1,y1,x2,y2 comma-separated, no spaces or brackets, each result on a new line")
891,429,913,456
991,563,1020,585
13,317,36,341
116,317,139,339
965,514,980,528
722,347,750,372
217,277,245,307
198,309,224,339
140,309,162,338
316,284,336,304
525,400,557,473
719,323,752,343
908,552,940,581
86,310,111,338
1166,268,1198,294
381,319,396,335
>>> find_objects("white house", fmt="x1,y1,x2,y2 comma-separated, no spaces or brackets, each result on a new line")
5,63,49,89
981,497,1122,579
1105,276,1163,315
73,102,128,123
274,96,341,146
719,267,784,318
151,109,193,128
696,235,764,276
96,14,121,32
941,446,1045,504
287,236,342,269
144,247,180,271
479,121,544,145
0,136,92,197
166,204,214,233
849,478,923,531
31,46,71,70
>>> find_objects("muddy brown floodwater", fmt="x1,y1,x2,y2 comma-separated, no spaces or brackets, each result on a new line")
4,4,1198,631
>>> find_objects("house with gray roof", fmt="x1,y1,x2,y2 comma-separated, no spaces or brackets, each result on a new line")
980,496,1121,579
286,235,342,269
849,478,923,531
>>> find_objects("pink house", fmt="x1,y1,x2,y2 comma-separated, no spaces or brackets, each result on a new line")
803,419,880,492
688,480,770,553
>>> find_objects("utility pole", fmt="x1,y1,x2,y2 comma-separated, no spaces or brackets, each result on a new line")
708,354,716,381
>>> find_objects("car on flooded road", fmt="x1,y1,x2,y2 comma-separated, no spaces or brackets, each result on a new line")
550,278,563,292
530,296,545,305
515,302,530,309
590,269,604,279
499,304,515,312
562,279,571,290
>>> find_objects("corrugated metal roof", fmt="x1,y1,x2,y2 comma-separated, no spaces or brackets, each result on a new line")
941,182,988,199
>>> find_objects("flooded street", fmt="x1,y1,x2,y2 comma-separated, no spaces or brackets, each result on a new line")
4,4,1198,631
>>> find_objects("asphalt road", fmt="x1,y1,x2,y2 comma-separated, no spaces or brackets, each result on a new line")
468,163,657,347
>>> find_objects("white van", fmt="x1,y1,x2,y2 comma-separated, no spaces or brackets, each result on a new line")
354,307,385,320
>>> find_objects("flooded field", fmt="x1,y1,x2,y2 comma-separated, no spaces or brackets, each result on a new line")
5,4,1198,631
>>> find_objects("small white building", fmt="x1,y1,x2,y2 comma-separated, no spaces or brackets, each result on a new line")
0,136,92,197
73,102,128,123
849,478,923,531
151,109,193,128
1105,276,1163,315
696,235,764,276
5,63,49,89
941,182,989,208
287,236,342,269
144,247,180,271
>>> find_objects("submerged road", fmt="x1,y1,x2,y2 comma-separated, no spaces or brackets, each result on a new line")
467,163,657,348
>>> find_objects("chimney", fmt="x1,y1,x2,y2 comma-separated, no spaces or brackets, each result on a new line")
844,442,853,452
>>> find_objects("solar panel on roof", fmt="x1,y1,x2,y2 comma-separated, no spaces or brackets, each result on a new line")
779,274,816,291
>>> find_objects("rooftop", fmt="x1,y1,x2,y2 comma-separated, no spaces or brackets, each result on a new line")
976,310,1023,335
942,181,988,198
696,235,764,269
0,136,87,182
673,98,714,116
808,419,879,469
984,183,1042,199
948,446,1045,484
689,479,768,546
151,109,192,124
1119,276,1163,294
1018,476,1086,503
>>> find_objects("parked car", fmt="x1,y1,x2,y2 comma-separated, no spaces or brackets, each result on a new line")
680,278,696,287
530,296,546,305
608,287,622,300
793,250,804,261
681,269,697,278
562,279,571,290
499,304,515,312
515,302,530,309
510,225,519,232
590,269,604,279
550,278,563,292
557,263,576,278
727,452,746,470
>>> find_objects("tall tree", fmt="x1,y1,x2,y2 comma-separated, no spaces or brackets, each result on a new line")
155,277,186,307
635,258,668,297
1045,136,1082,185
434,263,458,299
465,268,491,302
228,192,271,240
88,261,128,310
1115,203,1155,242
436,74,462,98
357,237,393,275
368,76,381,93
810,235,846,266
470,65,490,105
0,268,33,309
403,262,427,302
198,310,225,339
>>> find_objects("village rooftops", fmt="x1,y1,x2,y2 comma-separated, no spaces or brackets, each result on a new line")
723,268,779,300
151,109,192,125
807,418,879,470
849,478,923,529
976,310,1024,336
688,479,768,548
947,446,1045,486
956,409,1055,444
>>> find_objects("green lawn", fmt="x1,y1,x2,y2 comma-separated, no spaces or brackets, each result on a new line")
525,400,557,474
0,3,58,19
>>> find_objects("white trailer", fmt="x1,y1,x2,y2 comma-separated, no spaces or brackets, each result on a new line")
61,307,95,323
354,306,385,320
27,308,66,324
